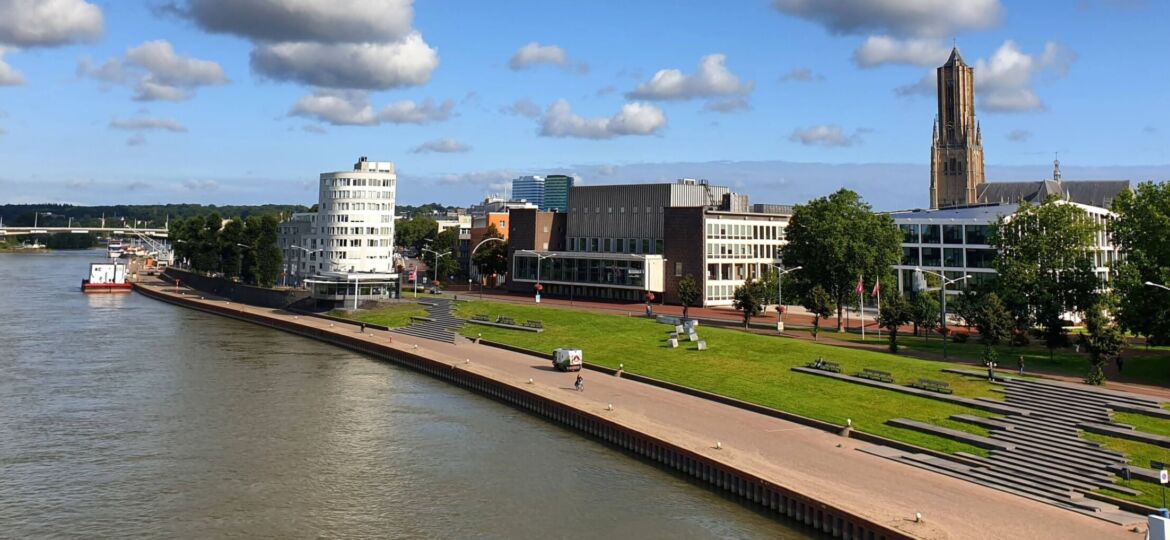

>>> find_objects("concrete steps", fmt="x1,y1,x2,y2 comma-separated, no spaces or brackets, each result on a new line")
990,449,1116,484
1004,378,1164,409
390,299,465,344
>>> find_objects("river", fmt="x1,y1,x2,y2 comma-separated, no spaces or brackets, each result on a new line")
0,250,810,539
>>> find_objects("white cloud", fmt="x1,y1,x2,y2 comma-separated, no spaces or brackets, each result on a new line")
0,0,103,47
975,40,1076,112
771,0,1001,38
182,0,438,93
779,67,822,83
0,48,23,85
499,98,541,118
540,99,666,140
853,36,950,68
77,40,227,101
251,33,438,89
627,54,753,101
893,41,1077,113
412,137,471,154
703,97,751,113
185,0,414,44
789,125,865,147
1006,129,1031,142
290,90,454,126
507,42,587,73
109,116,188,132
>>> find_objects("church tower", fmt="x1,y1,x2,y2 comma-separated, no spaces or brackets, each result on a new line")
930,47,985,208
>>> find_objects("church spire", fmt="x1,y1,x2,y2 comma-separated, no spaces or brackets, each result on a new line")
1053,153,1062,183
943,45,965,67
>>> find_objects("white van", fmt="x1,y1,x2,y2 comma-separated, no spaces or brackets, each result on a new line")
552,348,583,372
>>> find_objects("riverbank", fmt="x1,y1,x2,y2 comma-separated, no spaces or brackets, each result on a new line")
132,279,1139,539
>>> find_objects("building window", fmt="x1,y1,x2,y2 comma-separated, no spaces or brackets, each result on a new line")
943,248,964,267
591,238,599,252
674,262,683,277
942,225,964,244
616,238,625,252
921,224,941,244
604,238,611,252
655,239,664,254
642,239,650,254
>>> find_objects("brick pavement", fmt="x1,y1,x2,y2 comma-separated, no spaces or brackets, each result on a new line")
137,280,1143,539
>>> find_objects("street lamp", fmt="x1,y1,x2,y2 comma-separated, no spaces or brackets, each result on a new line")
1145,281,1170,293
767,264,802,331
518,249,556,303
916,267,972,359
235,243,254,282
421,248,451,287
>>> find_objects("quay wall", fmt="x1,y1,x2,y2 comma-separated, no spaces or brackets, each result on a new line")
161,267,311,309
133,282,909,540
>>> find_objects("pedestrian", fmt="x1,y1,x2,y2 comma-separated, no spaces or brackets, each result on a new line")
1117,356,1124,374
360,323,366,333
575,373,584,392
987,361,995,382
1018,355,1024,376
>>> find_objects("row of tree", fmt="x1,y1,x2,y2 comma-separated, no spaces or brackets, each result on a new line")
0,203,307,228
169,213,284,287
710,184,1165,385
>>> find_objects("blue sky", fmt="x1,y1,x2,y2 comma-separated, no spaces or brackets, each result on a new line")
0,0,1166,210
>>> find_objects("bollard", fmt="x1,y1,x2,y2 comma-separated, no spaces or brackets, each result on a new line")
715,441,722,450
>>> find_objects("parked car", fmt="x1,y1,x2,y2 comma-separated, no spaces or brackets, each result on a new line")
428,286,443,294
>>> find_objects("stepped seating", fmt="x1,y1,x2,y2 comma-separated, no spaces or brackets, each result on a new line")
391,299,465,344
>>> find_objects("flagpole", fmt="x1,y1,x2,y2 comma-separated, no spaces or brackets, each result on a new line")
876,277,882,339
859,275,865,341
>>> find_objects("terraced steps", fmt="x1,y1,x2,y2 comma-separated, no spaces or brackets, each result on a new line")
390,298,465,344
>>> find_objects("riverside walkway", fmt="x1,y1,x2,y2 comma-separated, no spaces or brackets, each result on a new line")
134,280,1141,539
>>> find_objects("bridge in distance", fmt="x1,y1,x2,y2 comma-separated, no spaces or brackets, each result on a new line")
0,227,168,237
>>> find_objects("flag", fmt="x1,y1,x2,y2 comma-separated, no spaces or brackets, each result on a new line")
871,277,881,298
855,276,864,295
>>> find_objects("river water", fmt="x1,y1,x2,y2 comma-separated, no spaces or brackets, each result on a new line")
0,250,810,539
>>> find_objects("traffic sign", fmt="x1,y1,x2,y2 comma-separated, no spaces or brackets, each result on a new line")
1160,470,1168,485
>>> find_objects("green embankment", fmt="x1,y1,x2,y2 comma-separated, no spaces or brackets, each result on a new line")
331,302,428,329
447,300,999,456
1085,432,1170,508
831,331,1170,387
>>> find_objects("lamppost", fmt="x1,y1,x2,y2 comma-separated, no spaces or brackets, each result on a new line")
916,267,972,359
1145,281,1170,293
235,243,253,282
767,264,802,331
421,248,451,287
518,249,556,303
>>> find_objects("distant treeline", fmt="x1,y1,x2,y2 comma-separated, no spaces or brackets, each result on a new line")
0,204,311,228
1,202,463,227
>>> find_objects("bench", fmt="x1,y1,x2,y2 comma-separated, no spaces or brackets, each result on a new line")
471,314,489,322
858,368,894,383
806,359,841,373
522,320,544,330
912,378,954,394
496,316,516,326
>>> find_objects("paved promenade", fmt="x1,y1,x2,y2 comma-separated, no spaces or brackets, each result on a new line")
137,280,1142,539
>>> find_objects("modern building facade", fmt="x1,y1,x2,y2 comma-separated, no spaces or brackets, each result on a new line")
511,175,545,209
506,179,791,305
890,201,1120,297
543,174,574,212
279,157,401,306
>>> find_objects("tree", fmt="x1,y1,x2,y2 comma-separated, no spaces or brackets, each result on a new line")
428,227,461,281
910,292,940,339
782,189,901,332
802,285,835,341
732,280,766,329
991,198,1100,357
973,292,1014,367
395,216,438,251
254,214,283,287
472,224,508,278
1084,297,1125,385
1111,182,1170,344
219,219,245,279
951,287,982,330
877,293,912,353
677,274,701,320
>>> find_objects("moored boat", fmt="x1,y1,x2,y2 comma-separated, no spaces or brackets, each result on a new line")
82,262,132,292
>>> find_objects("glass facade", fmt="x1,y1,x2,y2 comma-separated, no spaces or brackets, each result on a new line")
513,254,646,288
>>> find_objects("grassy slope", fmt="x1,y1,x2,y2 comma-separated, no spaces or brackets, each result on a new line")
332,303,428,329
1085,433,1170,508
454,300,998,456
833,331,1170,387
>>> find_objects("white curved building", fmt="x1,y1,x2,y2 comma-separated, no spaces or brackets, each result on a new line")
316,156,397,273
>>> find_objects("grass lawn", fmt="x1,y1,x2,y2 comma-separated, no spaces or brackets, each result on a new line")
454,299,1002,456
1084,433,1170,508
1114,412,1170,438
832,331,1170,387
331,302,428,329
